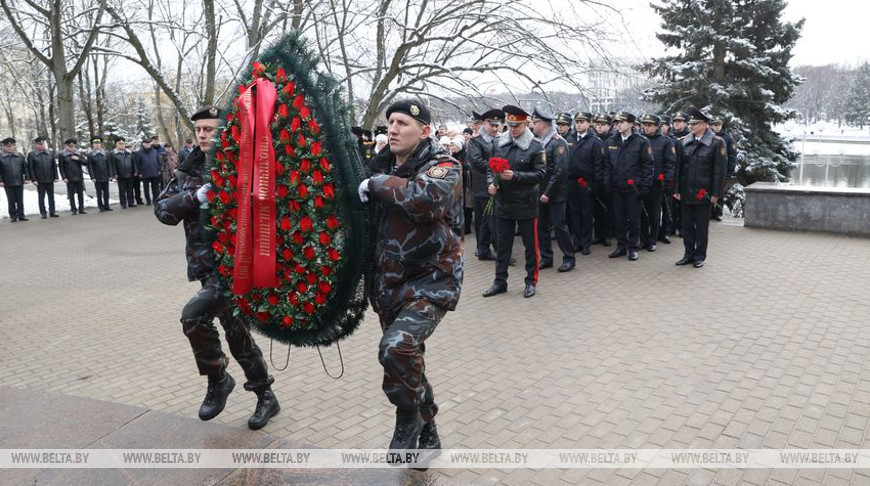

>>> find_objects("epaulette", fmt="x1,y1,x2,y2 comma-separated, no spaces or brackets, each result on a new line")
713,135,725,144
553,133,564,140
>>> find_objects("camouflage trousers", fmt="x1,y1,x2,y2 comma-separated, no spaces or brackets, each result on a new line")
181,275,274,391
378,299,446,421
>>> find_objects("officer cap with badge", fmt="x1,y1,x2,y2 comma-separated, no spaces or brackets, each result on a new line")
91,136,103,145
480,108,505,125
386,99,432,126
555,112,573,125
502,105,530,126
660,115,672,126
613,111,636,124
640,114,660,125
672,111,688,122
593,113,611,124
686,106,712,125
530,107,555,124
711,115,725,126
34,136,46,144
574,112,594,123
2,137,16,146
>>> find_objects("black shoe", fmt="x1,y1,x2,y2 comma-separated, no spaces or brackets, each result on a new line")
675,256,692,266
712,214,722,222
70,210,77,215
539,261,553,269
608,249,626,258
248,388,280,430
136,200,144,205
413,420,442,471
145,202,152,206
50,213,59,217
647,244,657,252
79,210,87,214
129,204,137,208
199,373,235,421
558,262,575,272
659,235,671,244
18,217,28,221
99,208,106,212
628,250,639,261
581,247,591,255
508,257,517,266
523,284,536,298
9,218,17,223
106,207,113,211
388,408,423,462
477,253,496,261
693,259,705,268
41,214,47,219
602,238,612,247
482,284,507,297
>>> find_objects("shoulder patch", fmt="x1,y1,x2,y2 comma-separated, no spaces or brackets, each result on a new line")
556,145,566,155
647,146,653,156
426,165,450,179
671,146,676,154
720,147,726,157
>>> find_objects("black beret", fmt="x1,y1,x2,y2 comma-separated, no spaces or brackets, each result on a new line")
687,106,712,123
613,111,636,124
191,105,222,121
91,136,103,144
530,107,555,123
502,105,530,124
574,112,594,122
64,138,78,145
660,115,672,125
640,114,660,125
555,113,573,125
386,99,432,125
1,137,15,145
481,109,505,124
33,136,46,143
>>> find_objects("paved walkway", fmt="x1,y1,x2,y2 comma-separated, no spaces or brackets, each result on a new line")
1,206,869,485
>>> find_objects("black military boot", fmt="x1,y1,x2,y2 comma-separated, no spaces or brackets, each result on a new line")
388,408,423,464
199,372,235,421
413,419,442,471
248,387,281,430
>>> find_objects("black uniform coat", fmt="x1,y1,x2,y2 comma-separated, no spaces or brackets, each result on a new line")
0,151,29,186
88,150,115,182
566,129,603,184
466,128,495,198
648,131,677,183
538,128,569,203
676,129,728,206
488,128,546,220
27,149,58,183
112,149,136,178
58,149,86,182
601,132,654,193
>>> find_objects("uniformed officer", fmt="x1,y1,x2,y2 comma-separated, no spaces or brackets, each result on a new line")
601,111,654,261
58,138,88,215
592,113,615,246
669,112,690,235
565,112,603,255
710,115,738,221
555,112,573,137
658,115,676,241
639,114,675,251
112,137,137,208
27,136,59,218
0,137,31,221
88,136,114,211
155,106,280,430
466,108,503,260
482,105,546,299
357,99,463,463
671,111,690,139
674,106,728,268
531,107,574,272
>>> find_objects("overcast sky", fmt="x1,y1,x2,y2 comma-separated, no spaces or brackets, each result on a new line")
619,0,865,67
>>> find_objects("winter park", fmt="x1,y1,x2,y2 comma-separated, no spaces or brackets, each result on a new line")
2,0,870,485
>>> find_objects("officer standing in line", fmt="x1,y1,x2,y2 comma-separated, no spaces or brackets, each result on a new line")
59,138,88,215
639,114,675,251
88,136,114,211
601,112,654,261
0,137,30,222
710,115,738,221
27,136,60,218
592,113,615,246
112,137,136,209
671,111,690,139
669,112,690,236
482,105,546,299
555,113,573,137
565,112,602,255
531,107,574,272
466,108,503,261
658,116,676,241
674,106,728,268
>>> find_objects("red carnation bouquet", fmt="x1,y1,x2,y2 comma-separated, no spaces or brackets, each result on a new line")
484,157,510,216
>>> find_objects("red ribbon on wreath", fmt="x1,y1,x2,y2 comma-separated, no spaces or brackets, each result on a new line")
233,78,279,295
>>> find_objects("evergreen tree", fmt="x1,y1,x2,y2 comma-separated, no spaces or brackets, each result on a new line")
642,0,803,212
132,95,155,142
844,62,870,130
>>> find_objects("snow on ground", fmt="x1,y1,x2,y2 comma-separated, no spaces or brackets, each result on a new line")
0,183,116,220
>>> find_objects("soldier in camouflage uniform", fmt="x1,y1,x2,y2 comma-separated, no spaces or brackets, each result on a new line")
154,106,280,430
358,99,464,463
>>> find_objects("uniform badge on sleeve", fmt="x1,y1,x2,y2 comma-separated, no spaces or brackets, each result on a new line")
648,147,653,156
556,145,566,156
426,165,449,179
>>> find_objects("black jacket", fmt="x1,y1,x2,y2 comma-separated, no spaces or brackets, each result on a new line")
0,152,29,186
566,129,603,184
676,129,728,205
58,149,86,182
465,129,495,198
601,132,654,192
716,128,738,176
112,149,136,179
647,131,676,183
538,129,569,203
88,150,114,182
27,150,58,183
488,128,546,220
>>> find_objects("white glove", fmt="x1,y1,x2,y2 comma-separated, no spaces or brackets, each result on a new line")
195,183,213,203
358,179,370,203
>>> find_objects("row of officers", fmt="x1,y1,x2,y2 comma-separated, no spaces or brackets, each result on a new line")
463,105,734,299
0,135,192,221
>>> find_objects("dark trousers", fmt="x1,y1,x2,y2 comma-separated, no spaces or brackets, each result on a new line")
378,299,444,421
681,202,712,262
66,180,85,213
495,216,538,287
36,182,57,216
181,276,273,391
473,195,496,257
538,200,574,265
132,174,143,203
143,176,161,204
671,197,682,235
640,183,664,246
567,179,594,251
612,190,641,251
593,188,614,242
117,178,134,207
4,185,25,219
94,181,110,209
660,187,676,236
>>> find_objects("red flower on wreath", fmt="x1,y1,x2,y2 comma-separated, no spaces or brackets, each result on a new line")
300,159,311,173
293,94,305,110
312,170,323,185
320,158,330,172
303,302,315,315
299,216,313,232
251,62,266,78
323,184,335,200
328,248,340,262
303,247,315,260
309,119,320,134
277,104,289,119
319,231,331,245
311,141,322,156
276,67,287,84
298,184,310,199
283,81,295,96
218,191,232,204
314,196,325,209
290,117,301,132
327,215,340,230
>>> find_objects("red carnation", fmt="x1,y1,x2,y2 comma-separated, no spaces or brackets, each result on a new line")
306,272,317,285
300,106,311,119
256,311,269,322
218,264,229,276
696,188,708,201
318,281,332,294
206,190,216,202
327,215,340,230
290,117,301,132
321,266,332,276
277,104,289,119
228,174,238,187
314,196,325,209
226,113,234,123
312,170,323,185
328,248,340,262
300,159,311,174
319,232,331,245
300,216,313,232
296,281,308,293
303,302,315,315
276,67,287,83
489,157,510,174
277,185,288,198
323,184,335,200
309,119,320,134
276,163,285,176
297,134,306,148
212,241,223,253
311,141,322,157
657,173,665,182
218,191,232,204
283,81,295,96
627,179,635,186
290,200,301,212
231,125,241,141
293,94,305,110
290,170,300,185
284,145,296,156
315,293,326,305
294,263,306,275
282,248,292,261
292,231,304,244
251,61,265,78
280,129,291,144
268,294,279,306
288,292,299,305
320,158,331,172
303,247,315,260
280,216,292,230
298,184,310,199
281,316,293,328
577,177,587,188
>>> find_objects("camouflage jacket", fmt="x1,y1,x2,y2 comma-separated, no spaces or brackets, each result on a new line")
366,138,465,315
154,147,216,281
